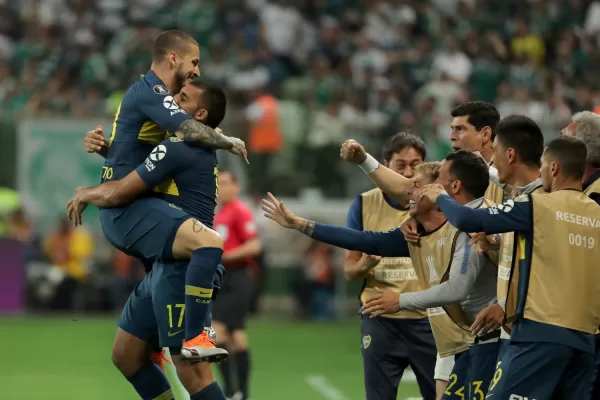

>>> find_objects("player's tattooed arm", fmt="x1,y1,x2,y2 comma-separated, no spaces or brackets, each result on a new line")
177,120,249,163
295,218,316,236
178,119,233,149
261,192,316,237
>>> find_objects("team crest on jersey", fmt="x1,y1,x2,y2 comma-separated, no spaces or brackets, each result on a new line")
362,335,372,349
153,85,169,95
150,144,167,161
497,199,515,213
163,95,179,110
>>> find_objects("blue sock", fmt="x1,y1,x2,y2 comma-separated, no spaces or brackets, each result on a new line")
190,381,227,400
126,362,173,400
185,247,223,340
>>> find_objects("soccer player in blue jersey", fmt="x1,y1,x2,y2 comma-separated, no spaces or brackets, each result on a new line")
420,136,600,399
70,80,230,400
77,30,248,367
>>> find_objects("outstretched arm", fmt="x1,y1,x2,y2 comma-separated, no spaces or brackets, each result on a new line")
262,193,409,257
136,86,248,161
420,185,532,235
340,140,412,202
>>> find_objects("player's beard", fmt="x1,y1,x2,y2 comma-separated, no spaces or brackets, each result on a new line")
173,67,187,94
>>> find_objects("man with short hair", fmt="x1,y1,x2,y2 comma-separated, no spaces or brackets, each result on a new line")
422,136,600,399
345,133,436,400
468,115,545,345
263,152,500,400
449,101,505,203
71,80,231,400
563,111,600,204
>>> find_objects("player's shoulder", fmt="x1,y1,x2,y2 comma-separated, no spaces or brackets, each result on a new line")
360,187,382,199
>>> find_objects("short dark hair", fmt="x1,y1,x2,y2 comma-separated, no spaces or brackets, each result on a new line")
190,79,227,128
219,169,238,182
381,132,426,162
544,136,587,181
152,30,198,62
495,115,544,167
450,101,500,139
445,150,490,199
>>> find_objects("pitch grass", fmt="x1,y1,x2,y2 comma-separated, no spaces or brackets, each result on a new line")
0,316,421,399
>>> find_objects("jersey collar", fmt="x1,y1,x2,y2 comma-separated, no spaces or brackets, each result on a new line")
144,70,169,89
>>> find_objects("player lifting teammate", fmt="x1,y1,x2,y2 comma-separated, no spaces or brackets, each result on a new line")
71,30,246,400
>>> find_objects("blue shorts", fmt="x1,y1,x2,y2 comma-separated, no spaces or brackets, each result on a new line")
360,316,436,400
118,262,226,350
465,341,500,399
117,273,159,347
486,341,594,400
100,197,190,266
442,350,469,400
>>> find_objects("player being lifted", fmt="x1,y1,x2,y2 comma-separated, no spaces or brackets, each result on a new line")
69,30,246,399
71,80,230,400
85,30,246,363
262,152,500,400
421,135,600,399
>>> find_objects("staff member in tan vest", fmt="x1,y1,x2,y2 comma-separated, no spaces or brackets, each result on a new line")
423,135,600,400
361,152,501,400
468,116,545,345
344,133,436,400
262,155,499,400
244,89,283,196
561,110,600,399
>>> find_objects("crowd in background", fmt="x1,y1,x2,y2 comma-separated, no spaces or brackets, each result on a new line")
2,0,600,195
2,0,600,316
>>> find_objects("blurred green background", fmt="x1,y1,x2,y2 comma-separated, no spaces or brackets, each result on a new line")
0,316,422,400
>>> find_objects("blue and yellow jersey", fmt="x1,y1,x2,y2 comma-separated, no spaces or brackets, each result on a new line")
102,70,192,184
135,137,218,228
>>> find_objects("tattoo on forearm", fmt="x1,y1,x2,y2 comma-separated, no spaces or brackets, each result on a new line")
192,219,205,233
178,119,233,149
299,219,316,236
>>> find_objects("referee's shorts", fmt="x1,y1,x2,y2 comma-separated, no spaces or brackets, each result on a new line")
213,266,254,331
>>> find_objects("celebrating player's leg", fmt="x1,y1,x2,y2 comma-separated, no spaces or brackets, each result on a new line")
74,77,236,399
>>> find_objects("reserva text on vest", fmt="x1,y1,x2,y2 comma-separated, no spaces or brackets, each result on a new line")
555,210,600,228
555,211,598,248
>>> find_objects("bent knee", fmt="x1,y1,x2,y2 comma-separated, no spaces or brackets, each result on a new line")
187,221,224,250
112,346,144,376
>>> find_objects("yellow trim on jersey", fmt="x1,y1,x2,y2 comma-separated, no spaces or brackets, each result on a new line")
138,120,168,145
153,179,180,196
109,102,122,145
